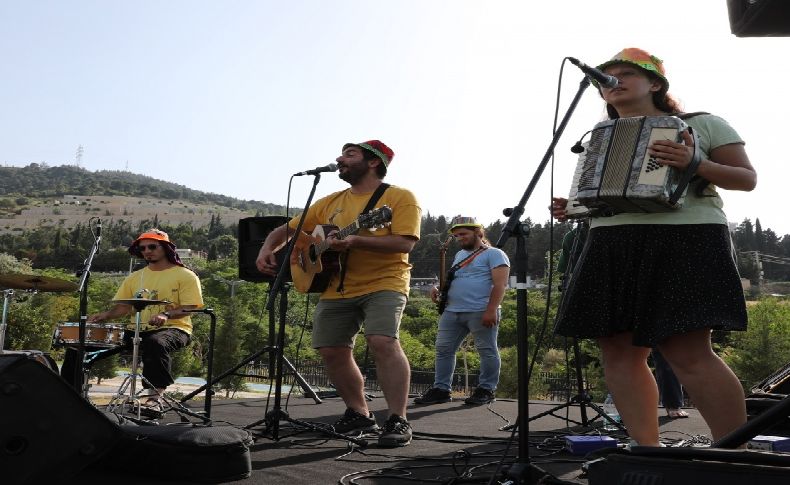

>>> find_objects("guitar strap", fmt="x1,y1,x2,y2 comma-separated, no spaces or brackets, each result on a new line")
336,183,390,293
439,246,487,314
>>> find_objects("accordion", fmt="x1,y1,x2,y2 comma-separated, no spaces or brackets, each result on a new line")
565,115,702,219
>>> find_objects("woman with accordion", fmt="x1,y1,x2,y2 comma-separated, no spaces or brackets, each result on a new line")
551,48,756,447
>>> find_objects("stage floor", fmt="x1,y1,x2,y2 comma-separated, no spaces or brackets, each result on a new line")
70,393,718,484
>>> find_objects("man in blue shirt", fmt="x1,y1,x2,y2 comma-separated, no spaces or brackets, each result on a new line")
415,216,510,405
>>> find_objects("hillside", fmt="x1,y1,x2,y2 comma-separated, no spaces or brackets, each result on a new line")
0,163,286,232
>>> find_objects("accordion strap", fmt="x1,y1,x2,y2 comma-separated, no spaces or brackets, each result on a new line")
669,125,703,206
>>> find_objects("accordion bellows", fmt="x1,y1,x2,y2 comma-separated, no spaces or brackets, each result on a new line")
567,116,700,218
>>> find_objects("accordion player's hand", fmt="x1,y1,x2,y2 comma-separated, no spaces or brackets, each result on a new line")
649,130,695,171
550,197,569,222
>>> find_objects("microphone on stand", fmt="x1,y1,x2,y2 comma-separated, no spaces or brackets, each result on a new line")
293,163,338,176
568,57,619,88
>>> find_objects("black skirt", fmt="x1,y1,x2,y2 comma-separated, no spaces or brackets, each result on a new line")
554,224,747,347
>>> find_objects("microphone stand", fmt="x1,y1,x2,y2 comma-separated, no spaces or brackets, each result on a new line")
74,220,101,398
245,173,365,447
495,76,591,484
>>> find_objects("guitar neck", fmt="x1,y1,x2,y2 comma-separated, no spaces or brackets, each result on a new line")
314,221,361,255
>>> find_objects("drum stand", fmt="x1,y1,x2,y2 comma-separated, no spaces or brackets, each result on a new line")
106,299,208,423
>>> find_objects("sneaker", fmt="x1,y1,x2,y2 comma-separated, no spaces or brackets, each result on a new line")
464,387,495,405
332,408,379,434
413,387,452,405
378,414,412,447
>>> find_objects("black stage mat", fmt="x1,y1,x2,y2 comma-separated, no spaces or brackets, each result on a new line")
71,394,717,484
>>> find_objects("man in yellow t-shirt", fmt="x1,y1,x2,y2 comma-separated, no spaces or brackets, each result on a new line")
61,229,203,417
257,140,421,447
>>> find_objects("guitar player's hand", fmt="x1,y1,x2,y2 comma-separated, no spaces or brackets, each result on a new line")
256,248,278,275
430,285,439,303
327,232,355,252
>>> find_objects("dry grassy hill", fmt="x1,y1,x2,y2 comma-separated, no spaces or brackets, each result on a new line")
0,194,257,234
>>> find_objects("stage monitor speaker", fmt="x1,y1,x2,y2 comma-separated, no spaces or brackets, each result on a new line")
238,215,291,283
727,0,790,37
588,447,790,485
0,351,121,484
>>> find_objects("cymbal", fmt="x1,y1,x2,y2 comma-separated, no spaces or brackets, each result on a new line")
0,273,78,292
112,298,171,309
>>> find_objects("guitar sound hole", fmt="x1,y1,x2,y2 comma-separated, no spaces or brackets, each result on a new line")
309,245,317,263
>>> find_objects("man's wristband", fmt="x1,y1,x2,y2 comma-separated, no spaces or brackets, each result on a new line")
162,311,171,319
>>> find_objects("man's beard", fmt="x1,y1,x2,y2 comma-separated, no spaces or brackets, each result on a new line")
339,163,367,185
460,239,479,251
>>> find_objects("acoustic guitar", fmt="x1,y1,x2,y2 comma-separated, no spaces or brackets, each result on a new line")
290,206,393,293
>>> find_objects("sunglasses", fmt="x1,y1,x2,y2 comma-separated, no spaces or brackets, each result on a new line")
140,244,161,251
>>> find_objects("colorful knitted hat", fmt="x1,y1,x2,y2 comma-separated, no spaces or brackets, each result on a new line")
595,47,669,89
449,216,484,232
343,140,394,167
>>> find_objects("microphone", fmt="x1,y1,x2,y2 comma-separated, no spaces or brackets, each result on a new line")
293,163,338,176
568,57,619,88
96,218,102,239
570,129,593,154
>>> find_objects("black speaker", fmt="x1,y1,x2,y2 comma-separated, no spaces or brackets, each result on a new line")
238,215,291,283
727,0,790,37
0,351,121,484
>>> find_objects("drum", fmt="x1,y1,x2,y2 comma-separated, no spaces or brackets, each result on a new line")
52,322,126,348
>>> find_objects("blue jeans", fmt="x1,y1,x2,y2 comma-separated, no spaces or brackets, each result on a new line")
433,310,501,391
652,348,684,408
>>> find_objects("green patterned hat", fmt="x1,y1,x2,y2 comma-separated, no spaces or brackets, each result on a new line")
342,140,394,166
595,47,669,89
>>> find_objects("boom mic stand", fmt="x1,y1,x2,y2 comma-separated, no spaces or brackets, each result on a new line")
244,173,365,447
494,75,593,484
179,287,322,414
525,220,624,432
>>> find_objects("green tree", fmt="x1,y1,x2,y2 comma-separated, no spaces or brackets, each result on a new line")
213,299,248,397
91,355,120,385
725,298,790,389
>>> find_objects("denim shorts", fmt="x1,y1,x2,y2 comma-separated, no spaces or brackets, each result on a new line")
312,290,408,348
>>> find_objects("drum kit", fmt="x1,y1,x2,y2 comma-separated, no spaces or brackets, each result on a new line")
1,273,202,421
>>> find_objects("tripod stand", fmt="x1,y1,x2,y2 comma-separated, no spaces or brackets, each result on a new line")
244,274,365,446
106,297,207,423
526,221,625,432
179,283,322,409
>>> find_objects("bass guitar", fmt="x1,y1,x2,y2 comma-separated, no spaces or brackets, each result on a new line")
290,206,392,293
436,234,454,314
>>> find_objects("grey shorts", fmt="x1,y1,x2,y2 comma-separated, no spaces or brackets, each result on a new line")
312,290,408,348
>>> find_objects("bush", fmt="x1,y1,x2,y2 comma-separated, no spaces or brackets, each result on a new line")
726,297,790,389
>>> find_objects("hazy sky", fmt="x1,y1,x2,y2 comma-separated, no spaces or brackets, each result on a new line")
2,1,788,237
